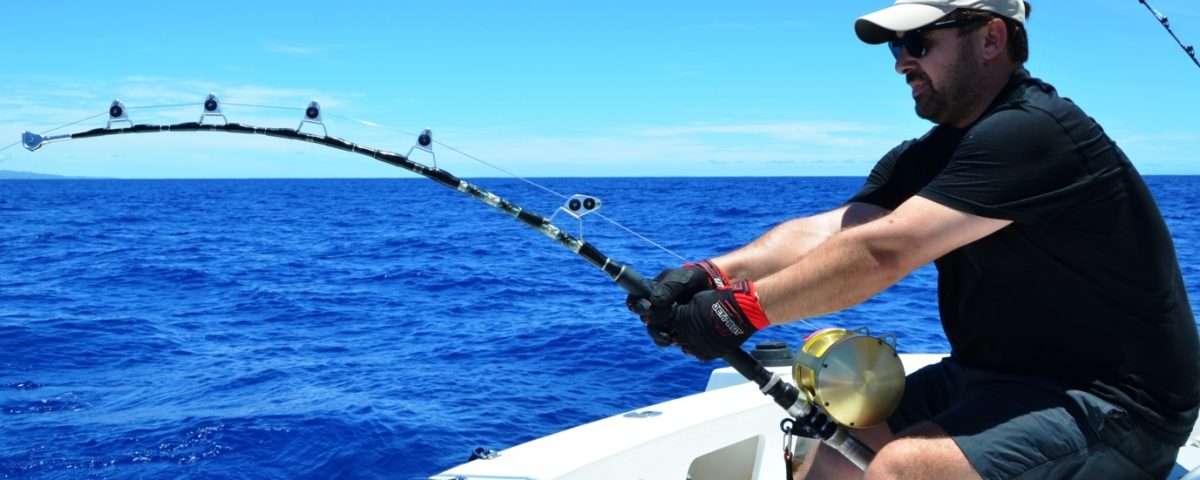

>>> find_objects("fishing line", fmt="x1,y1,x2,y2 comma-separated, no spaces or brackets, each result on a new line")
316,110,825,330
12,99,692,267
322,110,692,263
318,110,826,329
225,102,306,112
126,102,200,110
0,103,197,154
1,112,110,155
83,100,678,260
2,101,684,261
34,112,108,135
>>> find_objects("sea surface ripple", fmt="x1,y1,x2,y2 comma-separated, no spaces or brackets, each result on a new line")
1,176,1197,479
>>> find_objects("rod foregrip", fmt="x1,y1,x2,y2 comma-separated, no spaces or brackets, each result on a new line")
722,348,768,382
609,260,653,299
723,349,803,413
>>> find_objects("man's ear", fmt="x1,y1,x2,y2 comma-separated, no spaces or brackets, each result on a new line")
980,18,1009,62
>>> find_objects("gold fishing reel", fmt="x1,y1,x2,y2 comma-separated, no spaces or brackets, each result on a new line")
792,328,905,428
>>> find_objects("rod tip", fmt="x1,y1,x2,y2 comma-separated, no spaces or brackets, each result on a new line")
21,131,45,152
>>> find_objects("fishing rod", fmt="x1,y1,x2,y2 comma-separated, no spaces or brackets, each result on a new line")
1139,0,1200,69
14,94,877,470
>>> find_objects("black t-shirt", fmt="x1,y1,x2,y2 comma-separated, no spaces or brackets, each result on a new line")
849,69,1200,444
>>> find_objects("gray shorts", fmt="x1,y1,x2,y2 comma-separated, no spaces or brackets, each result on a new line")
886,358,1179,479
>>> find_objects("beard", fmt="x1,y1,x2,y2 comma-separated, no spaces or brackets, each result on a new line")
912,35,987,126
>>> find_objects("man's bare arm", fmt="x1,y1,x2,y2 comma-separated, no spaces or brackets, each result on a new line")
754,196,1012,324
712,202,892,282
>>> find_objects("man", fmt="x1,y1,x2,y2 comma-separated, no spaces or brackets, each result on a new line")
631,0,1200,478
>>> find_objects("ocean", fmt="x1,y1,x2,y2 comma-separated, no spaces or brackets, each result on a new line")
1,176,1197,479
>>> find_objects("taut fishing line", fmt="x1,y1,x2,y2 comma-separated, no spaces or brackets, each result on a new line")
4,100,690,261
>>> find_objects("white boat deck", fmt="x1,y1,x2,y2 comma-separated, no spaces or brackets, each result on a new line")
431,354,1200,480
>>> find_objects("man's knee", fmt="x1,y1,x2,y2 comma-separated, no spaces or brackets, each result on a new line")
863,437,923,480
863,426,980,480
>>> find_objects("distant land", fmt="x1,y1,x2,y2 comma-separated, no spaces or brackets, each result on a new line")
0,170,95,179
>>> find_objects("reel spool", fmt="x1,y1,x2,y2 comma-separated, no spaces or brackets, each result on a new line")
792,328,905,428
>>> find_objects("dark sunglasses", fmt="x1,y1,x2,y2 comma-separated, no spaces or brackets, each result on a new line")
888,18,988,59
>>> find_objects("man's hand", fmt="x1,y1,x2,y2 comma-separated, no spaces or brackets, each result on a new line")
627,260,731,347
669,280,770,361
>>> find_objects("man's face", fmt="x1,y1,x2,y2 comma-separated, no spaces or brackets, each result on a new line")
895,25,987,126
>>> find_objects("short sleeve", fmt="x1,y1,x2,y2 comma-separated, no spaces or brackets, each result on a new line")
848,127,966,211
918,106,1113,227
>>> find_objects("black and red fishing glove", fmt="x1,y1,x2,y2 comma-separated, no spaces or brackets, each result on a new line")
669,280,770,361
627,260,731,347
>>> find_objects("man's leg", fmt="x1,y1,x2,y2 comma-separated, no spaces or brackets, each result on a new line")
792,422,894,479
792,421,979,479
795,359,1175,479
865,421,980,480
884,380,1171,479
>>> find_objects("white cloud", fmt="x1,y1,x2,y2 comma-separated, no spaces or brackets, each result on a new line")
264,42,322,56
690,22,754,30
629,120,888,144
425,120,897,177
261,42,346,67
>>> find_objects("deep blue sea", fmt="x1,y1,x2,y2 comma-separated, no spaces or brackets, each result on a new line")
1,176,1198,479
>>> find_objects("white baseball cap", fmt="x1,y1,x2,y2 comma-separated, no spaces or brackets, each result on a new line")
855,0,1027,44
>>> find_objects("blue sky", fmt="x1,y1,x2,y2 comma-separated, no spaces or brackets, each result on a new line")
1,0,1198,178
